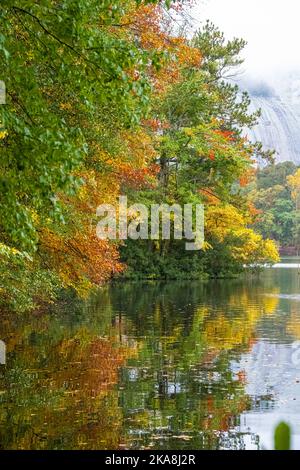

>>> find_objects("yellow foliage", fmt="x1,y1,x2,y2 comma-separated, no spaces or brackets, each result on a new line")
287,169,300,203
0,130,8,140
205,204,279,265
0,242,22,257
205,205,246,241
59,102,72,110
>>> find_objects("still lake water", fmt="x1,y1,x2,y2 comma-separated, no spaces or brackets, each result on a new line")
1,263,300,450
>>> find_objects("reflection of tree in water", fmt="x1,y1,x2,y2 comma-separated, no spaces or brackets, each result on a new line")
112,281,280,449
0,305,136,450
0,279,283,450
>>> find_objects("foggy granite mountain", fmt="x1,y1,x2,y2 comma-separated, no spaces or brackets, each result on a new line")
242,76,300,165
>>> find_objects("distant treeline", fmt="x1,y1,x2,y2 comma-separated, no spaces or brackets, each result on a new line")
248,162,300,252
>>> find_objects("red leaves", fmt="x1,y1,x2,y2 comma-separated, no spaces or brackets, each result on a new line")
218,130,234,141
116,163,158,190
208,150,215,161
142,118,170,132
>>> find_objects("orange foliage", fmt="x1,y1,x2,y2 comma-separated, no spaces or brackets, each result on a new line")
142,118,170,132
213,130,234,141
116,163,158,189
40,228,123,295
55,337,135,397
208,150,215,161
248,201,262,217
239,168,255,188
128,4,201,93
198,188,220,205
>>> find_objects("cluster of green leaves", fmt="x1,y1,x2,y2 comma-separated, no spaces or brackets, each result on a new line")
0,243,59,312
0,0,162,252
0,0,173,311
249,162,299,247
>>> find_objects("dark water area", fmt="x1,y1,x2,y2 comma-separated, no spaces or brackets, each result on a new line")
1,264,300,450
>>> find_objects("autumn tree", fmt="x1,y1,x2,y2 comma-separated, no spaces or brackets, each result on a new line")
0,0,176,309
121,21,279,279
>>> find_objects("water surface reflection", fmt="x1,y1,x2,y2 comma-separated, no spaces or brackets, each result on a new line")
1,268,300,449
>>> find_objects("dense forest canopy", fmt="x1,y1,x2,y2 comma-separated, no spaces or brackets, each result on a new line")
249,162,300,251
0,0,279,313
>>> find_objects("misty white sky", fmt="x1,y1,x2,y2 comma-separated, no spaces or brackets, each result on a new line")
192,0,300,81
